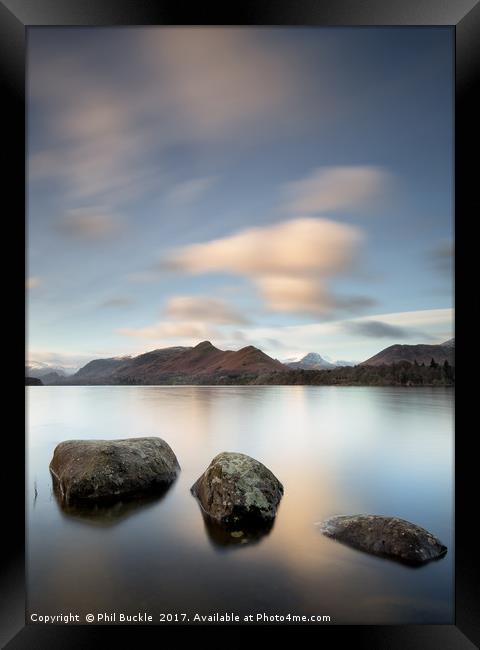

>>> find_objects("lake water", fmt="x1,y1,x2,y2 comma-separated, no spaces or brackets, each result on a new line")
27,386,454,624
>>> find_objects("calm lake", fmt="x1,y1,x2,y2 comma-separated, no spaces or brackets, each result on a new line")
27,385,454,624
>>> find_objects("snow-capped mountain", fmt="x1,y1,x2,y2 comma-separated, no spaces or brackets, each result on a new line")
285,352,336,370
26,360,76,378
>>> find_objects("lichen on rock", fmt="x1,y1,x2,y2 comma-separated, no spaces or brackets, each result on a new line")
191,452,283,526
319,514,447,565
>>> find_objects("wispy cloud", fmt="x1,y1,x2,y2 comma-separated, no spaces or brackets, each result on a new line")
161,217,370,317
342,319,434,340
243,308,453,359
28,28,308,234
144,28,302,137
99,297,134,309
163,217,361,276
116,295,247,344
166,176,218,206
55,207,123,241
255,276,375,317
285,165,392,215
165,295,248,324
117,321,219,341
28,90,161,207
429,240,454,274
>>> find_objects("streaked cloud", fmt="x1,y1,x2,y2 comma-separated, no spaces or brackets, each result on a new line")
117,321,219,340
99,297,134,309
55,208,123,241
285,166,392,215
145,28,302,137
28,93,161,206
429,240,454,274
29,28,307,219
166,176,218,205
164,217,361,277
342,319,434,340
243,308,453,360
162,217,369,316
117,295,247,344
256,276,375,316
165,295,248,324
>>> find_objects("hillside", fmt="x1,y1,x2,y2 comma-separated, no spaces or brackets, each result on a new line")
360,339,454,367
61,341,287,385
74,356,132,381
253,361,454,387
26,376,43,386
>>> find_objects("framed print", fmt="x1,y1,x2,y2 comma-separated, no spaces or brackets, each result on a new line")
1,1,479,648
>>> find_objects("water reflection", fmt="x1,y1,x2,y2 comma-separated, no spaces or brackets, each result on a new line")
28,386,454,623
51,478,173,527
318,527,448,568
197,508,275,550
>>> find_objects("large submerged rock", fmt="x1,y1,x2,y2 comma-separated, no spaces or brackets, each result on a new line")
50,437,180,504
319,514,447,565
191,452,283,526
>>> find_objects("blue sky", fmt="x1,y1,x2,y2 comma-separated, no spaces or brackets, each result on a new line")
27,27,453,368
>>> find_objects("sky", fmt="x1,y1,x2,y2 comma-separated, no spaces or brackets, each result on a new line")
27,27,454,369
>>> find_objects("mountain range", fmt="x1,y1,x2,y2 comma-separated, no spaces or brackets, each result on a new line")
26,361,70,378
28,338,454,385
56,341,285,385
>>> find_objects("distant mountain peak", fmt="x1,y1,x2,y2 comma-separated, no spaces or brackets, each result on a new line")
286,352,336,370
194,340,216,350
301,352,325,362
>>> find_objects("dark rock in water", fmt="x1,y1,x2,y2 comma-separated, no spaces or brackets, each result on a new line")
319,514,447,565
191,452,283,526
50,437,180,504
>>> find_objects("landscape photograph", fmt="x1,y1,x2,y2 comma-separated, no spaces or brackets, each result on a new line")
27,26,454,625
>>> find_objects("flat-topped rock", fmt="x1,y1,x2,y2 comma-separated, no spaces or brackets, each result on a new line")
50,437,180,504
191,452,283,526
319,514,447,565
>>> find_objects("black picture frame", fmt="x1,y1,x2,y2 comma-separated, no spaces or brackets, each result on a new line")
2,1,478,647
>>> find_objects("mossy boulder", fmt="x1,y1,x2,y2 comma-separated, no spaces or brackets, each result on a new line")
319,514,447,565
191,452,283,526
50,437,180,504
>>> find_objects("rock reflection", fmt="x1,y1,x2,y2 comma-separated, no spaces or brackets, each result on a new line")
198,509,275,550
51,477,173,527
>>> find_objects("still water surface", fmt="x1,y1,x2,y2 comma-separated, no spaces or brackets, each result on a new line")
27,386,453,624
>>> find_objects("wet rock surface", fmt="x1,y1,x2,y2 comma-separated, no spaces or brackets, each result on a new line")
50,437,180,504
319,514,447,565
191,452,283,526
